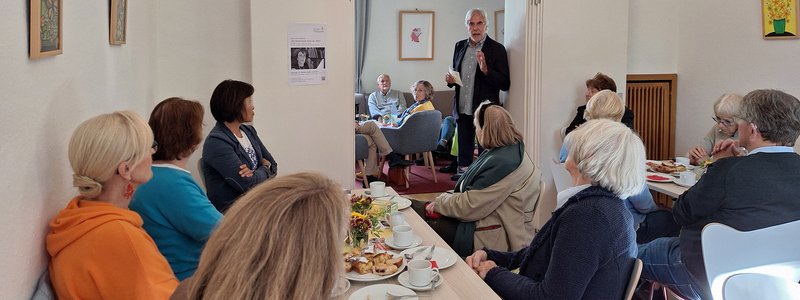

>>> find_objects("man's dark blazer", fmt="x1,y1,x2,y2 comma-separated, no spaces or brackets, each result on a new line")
447,36,510,118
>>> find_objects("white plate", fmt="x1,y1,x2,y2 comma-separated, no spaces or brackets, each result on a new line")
331,277,350,297
345,251,406,282
392,196,413,210
646,172,674,183
399,246,459,269
397,270,443,291
385,235,423,250
672,178,695,187
348,284,418,300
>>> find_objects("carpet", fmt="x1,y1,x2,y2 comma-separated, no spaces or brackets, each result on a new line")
356,156,457,195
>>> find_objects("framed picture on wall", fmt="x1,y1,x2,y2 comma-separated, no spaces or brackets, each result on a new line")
762,0,799,39
495,10,505,43
29,0,63,59
110,0,128,44
399,10,435,60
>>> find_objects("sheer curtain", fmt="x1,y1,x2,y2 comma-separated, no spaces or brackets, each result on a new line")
354,0,369,93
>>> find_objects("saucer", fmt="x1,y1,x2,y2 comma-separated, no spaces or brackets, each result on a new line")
348,284,416,300
397,271,443,291
365,190,388,198
672,178,695,187
385,235,423,250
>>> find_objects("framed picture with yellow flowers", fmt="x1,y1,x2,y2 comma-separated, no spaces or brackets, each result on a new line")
762,0,799,39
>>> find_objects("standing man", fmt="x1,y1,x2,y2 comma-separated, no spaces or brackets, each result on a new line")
445,8,510,179
367,74,407,118
637,89,800,299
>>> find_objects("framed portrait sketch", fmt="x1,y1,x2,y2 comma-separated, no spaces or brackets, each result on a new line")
495,10,505,44
762,0,799,39
399,11,434,60
110,0,128,44
29,0,63,59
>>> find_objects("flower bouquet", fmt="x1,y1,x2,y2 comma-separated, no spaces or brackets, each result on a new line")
348,194,390,248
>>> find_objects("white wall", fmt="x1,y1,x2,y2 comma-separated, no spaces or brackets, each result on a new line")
250,0,355,187
535,0,630,224
0,1,158,297
154,0,253,185
627,0,678,74
674,0,800,154
360,0,504,95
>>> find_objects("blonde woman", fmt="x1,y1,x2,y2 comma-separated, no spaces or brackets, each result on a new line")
172,172,349,300
396,80,435,126
559,89,624,162
467,119,643,299
47,111,178,299
423,101,542,256
687,93,743,165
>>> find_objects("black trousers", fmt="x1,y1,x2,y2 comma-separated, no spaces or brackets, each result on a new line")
456,113,483,167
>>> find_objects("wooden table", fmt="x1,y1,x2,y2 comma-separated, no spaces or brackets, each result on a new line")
646,180,689,199
346,187,500,299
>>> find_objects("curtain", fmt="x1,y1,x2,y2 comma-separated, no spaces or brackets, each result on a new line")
354,0,369,93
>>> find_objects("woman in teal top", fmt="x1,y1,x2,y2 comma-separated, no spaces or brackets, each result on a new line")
131,98,222,280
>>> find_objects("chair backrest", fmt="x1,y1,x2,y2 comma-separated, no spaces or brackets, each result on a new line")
623,259,643,300
549,159,573,193
355,93,368,115
197,157,208,189
403,91,454,118
722,273,800,300
355,134,369,160
702,220,800,300
382,110,441,155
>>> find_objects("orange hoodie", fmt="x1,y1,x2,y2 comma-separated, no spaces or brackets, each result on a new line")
46,197,178,299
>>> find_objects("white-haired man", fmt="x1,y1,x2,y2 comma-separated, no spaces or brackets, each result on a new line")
367,74,406,118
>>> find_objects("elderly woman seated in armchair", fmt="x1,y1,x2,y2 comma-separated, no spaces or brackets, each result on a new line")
420,101,541,256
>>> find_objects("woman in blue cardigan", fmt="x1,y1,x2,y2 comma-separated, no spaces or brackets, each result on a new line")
131,98,222,280
202,80,278,212
466,119,644,299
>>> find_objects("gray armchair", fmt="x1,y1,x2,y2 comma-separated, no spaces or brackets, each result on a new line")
355,134,370,184
380,110,442,188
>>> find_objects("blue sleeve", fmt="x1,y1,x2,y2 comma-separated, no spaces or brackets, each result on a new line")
627,185,657,214
485,247,528,270
203,132,269,193
483,207,614,300
559,143,568,163
164,179,222,242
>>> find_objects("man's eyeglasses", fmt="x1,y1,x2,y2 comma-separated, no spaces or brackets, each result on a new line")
152,140,159,152
712,116,735,127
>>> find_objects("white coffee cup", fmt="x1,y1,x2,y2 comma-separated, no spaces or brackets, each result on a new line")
679,171,696,186
675,157,690,166
369,181,386,197
392,225,413,247
389,212,405,227
407,259,441,287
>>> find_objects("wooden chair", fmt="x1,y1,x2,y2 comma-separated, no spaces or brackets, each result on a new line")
624,259,643,300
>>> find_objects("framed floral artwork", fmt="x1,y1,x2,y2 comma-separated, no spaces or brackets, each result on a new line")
399,11,435,60
762,0,799,39
29,0,63,59
110,0,128,44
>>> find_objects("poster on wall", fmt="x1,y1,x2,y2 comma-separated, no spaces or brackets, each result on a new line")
29,0,63,59
288,24,327,85
762,0,799,39
399,11,435,60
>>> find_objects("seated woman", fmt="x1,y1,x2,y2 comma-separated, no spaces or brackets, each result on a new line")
466,119,643,299
130,98,223,280
47,111,177,299
557,90,657,229
422,101,542,256
564,72,634,136
202,79,278,212
687,93,743,165
170,172,349,299
396,80,435,126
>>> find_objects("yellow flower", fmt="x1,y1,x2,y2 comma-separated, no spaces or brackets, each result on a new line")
351,211,367,219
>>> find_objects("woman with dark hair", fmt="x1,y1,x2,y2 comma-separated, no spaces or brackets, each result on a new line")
130,98,223,280
202,80,278,212
564,72,634,135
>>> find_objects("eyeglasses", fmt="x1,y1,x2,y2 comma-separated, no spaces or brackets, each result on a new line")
151,140,159,152
712,116,735,127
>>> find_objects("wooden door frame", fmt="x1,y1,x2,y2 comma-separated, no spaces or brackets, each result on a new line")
627,74,678,158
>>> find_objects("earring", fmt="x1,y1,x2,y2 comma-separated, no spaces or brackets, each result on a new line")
123,182,134,199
